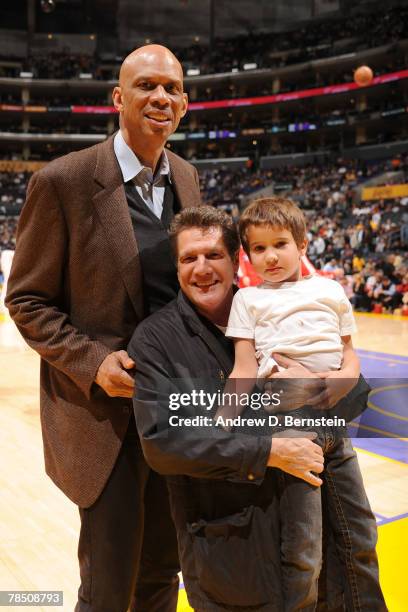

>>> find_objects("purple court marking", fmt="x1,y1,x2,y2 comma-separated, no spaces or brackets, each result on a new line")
352,437,408,464
350,349,408,462
350,387,408,439
374,511,388,521
368,386,407,419
357,349,408,378
356,348,408,361
376,512,408,526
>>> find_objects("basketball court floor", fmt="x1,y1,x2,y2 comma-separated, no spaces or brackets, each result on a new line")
0,312,407,611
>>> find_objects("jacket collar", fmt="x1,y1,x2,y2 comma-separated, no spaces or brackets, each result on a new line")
176,290,234,374
166,148,198,210
92,135,144,320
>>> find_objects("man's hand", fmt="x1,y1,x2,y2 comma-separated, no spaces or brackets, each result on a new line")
95,350,135,398
270,353,320,379
310,336,359,409
309,370,357,409
265,353,324,411
267,431,324,486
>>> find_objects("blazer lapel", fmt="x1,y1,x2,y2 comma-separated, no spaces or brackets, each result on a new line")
92,137,144,319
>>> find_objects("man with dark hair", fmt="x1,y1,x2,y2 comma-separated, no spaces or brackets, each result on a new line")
132,206,325,488
6,45,201,612
168,205,241,261
129,205,384,612
129,206,325,610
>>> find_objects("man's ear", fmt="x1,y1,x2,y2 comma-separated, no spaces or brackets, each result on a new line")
112,86,124,112
180,92,188,118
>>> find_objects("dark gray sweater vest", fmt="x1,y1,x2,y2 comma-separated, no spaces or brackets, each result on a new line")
125,181,180,317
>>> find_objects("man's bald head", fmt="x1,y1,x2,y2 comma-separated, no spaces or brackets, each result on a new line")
119,45,184,87
112,43,188,171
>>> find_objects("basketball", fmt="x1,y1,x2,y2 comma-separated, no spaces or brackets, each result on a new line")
354,65,374,86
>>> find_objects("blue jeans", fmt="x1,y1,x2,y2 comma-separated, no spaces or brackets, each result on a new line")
318,433,386,611
277,470,322,611
278,427,386,611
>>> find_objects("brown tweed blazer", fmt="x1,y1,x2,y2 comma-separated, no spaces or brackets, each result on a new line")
6,135,201,507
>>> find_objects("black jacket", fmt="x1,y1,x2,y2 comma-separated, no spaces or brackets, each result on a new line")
128,291,370,611
128,290,271,485
129,292,286,610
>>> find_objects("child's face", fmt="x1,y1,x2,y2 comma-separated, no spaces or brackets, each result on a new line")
247,224,307,283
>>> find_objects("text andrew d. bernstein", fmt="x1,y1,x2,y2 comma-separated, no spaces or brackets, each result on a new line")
168,415,346,427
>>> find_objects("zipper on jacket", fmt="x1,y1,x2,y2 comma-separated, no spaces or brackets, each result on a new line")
196,332,229,381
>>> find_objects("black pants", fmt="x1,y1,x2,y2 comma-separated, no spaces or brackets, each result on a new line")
75,426,180,612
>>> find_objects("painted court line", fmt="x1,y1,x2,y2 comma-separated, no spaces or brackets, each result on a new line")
353,445,408,466
376,512,408,526
358,354,408,365
357,348,408,361
367,387,408,422
349,421,403,439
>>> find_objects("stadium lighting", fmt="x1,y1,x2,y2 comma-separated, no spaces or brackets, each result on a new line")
40,0,56,13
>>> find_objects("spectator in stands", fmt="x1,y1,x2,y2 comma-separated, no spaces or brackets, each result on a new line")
352,252,365,273
372,276,398,311
338,270,354,299
366,269,384,293
311,233,326,256
401,211,408,247
351,274,371,312
379,253,399,282
0,217,18,250
395,273,408,310
322,257,339,273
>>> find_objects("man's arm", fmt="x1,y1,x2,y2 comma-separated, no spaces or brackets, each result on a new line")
272,341,369,419
130,327,324,486
130,327,269,483
215,338,258,422
312,336,360,408
6,170,133,399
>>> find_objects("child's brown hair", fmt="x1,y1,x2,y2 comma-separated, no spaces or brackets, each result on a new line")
239,197,307,254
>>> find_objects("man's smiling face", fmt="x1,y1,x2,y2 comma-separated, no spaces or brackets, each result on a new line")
176,227,238,325
113,45,188,154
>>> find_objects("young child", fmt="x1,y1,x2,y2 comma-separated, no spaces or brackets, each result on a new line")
225,197,386,612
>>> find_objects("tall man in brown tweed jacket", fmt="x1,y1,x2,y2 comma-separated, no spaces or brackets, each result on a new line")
6,45,201,612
